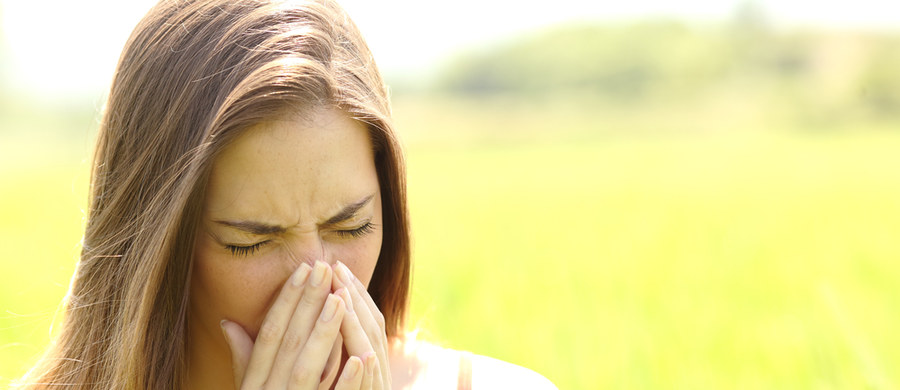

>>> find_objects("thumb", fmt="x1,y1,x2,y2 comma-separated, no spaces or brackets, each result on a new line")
220,319,253,388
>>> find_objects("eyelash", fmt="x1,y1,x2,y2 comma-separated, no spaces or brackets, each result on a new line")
226,241,269,257
336,221,376,239
224,223,375,257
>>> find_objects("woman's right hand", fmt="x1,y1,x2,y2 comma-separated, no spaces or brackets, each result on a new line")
220,261,374,389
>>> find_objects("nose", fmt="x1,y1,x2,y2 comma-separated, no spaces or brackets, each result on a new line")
284,233,331,267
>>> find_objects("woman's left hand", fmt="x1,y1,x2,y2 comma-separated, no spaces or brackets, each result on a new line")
331,261,392,390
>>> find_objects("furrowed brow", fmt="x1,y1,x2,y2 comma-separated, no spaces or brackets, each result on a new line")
324,194,375,225
213,220,286,235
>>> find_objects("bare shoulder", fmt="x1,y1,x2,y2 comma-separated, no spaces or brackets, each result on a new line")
390,337,557,390
469,353,558,390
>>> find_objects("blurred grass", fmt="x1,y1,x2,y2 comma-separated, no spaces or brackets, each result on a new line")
2,96,900,389
397,100,900,389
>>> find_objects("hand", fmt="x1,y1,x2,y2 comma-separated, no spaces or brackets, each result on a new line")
331,261,392,390
220,261,376,389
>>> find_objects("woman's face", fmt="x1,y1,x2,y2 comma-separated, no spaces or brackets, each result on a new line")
190,107,383,342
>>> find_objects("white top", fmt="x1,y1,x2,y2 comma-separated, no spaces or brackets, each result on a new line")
389,335,558,390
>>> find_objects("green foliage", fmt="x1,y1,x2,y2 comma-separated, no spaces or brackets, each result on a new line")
858,36,900,116
433,19,900,124
436,21,732,99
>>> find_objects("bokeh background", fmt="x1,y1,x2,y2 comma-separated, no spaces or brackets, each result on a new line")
2,1,900,388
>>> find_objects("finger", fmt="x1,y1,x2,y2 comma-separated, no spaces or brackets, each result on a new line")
360,353,376,390
371,359,385,390
336,287,384,390
221,319,254,388
289,293,345,389
336,287,375,359
336,262,390,388
242,263,312,388
333,356,364,390
335,262,385,339
268,261,333,384
339,261,384,329
319,337,342,389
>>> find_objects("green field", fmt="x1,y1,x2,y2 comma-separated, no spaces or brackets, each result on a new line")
2,98,899,389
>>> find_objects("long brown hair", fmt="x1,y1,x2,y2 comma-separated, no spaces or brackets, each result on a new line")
16,0,409,388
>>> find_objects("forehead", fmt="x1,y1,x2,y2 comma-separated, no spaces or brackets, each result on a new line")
203,107,379,223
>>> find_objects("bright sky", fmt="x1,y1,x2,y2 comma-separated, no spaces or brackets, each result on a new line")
2,0,899,101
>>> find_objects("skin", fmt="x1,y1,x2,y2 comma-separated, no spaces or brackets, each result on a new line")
183,105,558,390
186,106,390,389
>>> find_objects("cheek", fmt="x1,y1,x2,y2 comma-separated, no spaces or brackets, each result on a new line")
192,240,284,337
330,231,383,287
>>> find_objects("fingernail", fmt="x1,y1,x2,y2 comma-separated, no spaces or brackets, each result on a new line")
345,356,362,378
220,320,230,343
339,287,354,313
321,294,340,322
291,263,312,287
337,261,352,283
311,261,328,287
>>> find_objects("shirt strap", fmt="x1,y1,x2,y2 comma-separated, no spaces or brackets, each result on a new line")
457,351,473,390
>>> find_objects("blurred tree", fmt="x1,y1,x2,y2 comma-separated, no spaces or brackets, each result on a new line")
435,20,739,101
858,36,900,118
431,10,900,132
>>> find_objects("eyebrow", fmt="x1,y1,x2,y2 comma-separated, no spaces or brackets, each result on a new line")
323,194,375,225
213,194,375,235
213,220,286,235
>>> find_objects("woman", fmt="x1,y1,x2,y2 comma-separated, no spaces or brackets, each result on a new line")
17,0,555,389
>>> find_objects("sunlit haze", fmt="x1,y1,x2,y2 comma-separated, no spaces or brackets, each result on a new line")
1,0,899,101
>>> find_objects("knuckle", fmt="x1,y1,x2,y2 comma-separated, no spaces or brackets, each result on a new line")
299,289,320,308
256,321,282,345
283,331,303,350
290,365,314,386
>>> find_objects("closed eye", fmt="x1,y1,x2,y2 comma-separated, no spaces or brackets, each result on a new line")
225,240,270,257
335,221,377,239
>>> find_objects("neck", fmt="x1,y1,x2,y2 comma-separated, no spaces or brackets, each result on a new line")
185,318,234,390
